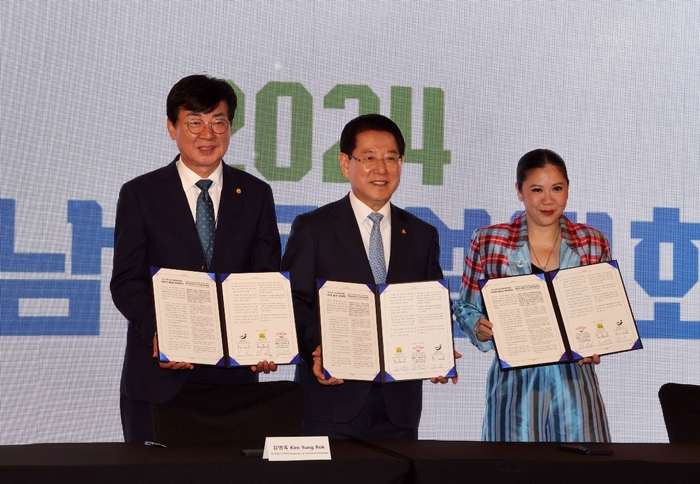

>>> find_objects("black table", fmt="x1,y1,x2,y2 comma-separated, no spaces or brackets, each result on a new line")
362,439,700,484
2,440,699,484
0,440,409,484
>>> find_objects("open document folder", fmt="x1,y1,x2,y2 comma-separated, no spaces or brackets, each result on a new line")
479,261,642,370
318,279,456,382
152,268,300,367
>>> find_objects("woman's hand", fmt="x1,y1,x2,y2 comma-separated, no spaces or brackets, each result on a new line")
475,318,494,342
578,354,601,366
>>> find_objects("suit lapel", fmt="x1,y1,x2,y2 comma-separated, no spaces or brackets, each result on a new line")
211,164,244,267
386,205,413,282
158,160,203,258
331,196,375,282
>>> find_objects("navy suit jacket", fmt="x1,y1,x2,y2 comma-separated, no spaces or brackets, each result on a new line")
281,195,443,428
111,158,281,404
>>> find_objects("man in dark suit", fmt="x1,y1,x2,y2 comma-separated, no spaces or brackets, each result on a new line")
281,114,456,439
111,74,281,442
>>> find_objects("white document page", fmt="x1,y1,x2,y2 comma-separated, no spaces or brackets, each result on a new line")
481,275,566,368
152,268,224,365
221,272,299,365
318,281,381,381
553,263,638,357
379,281,455,381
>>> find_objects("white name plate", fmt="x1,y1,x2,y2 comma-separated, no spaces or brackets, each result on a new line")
262,436,331,461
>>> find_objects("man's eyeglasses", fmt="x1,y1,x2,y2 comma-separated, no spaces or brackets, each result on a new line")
184,119,231,135
348,154,404,167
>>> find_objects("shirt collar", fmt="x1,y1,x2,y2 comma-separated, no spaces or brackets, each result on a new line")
176,158,224,190
348,191,391,224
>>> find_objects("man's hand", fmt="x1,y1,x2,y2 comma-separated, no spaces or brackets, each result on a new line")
152,335,194,370
311,345,344,385
251,360,278,373
430,351,462,384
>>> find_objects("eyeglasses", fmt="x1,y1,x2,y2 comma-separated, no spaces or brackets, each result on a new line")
348,154,404,167
183,119,231,135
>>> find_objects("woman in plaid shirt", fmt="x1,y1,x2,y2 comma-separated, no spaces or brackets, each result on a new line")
453,149,611,442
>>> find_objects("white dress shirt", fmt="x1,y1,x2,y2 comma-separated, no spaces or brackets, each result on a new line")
176,159,223,226
348,191,391,271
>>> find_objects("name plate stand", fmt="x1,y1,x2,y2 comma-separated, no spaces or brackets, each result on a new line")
263,436,332,461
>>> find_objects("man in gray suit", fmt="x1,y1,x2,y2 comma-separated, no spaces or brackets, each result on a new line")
282,114,457,439
111,74,280,442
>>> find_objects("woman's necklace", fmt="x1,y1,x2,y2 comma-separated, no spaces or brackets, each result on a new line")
531,226,561,271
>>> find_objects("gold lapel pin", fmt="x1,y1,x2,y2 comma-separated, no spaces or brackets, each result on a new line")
236,188,242,194
401,229,407,235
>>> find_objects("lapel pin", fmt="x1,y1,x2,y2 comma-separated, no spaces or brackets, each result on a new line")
236,188,242,194
401,229,407,235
